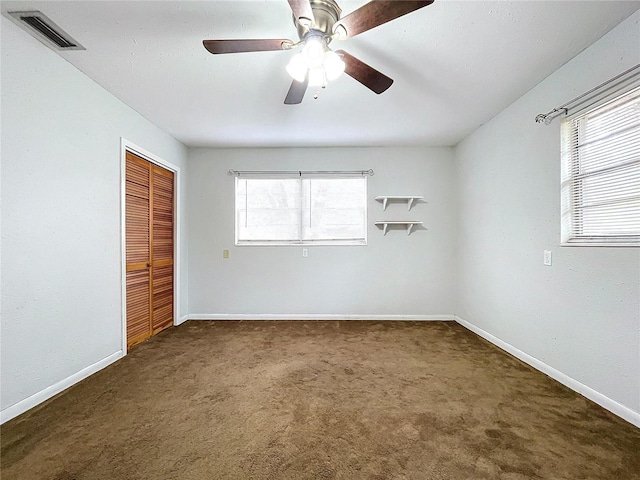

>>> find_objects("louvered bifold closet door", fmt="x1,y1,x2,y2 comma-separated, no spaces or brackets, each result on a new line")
126,153,152,348
125,152,175,349
151,166,174,334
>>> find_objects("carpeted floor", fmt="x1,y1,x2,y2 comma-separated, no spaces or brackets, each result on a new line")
2,320,639,480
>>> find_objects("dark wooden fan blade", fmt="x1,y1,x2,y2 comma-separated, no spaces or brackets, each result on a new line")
284,74,309,104
288,0,315,25
334,0,434,38
336,50,393,94
203,39,293,54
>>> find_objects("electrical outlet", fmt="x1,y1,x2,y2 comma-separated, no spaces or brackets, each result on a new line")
302,248,308,258
543,250,552,266
223,249,230,259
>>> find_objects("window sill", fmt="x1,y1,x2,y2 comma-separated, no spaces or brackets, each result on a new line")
236,240,367,247
561,240,640,247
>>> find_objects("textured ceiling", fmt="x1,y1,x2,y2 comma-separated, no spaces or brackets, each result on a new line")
2,1,639,147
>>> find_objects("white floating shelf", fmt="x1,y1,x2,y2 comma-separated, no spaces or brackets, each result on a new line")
375,221,423,236
375,196,424,211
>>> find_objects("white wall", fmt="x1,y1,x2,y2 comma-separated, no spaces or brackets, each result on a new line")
1,17,188,421
454,11,640,425
188,147,456,318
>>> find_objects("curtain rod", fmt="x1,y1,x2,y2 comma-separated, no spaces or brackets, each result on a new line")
228,169,374,176
534,63,640,125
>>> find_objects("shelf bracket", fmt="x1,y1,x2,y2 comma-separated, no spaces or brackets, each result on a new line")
383,223,389,235
382,198,389,211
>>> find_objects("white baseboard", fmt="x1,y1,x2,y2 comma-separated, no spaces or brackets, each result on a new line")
188,314,455,321
0,350,123,425
454,315,640,428
175,314,189,326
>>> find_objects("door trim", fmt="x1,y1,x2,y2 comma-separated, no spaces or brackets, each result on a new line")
120,138,181,355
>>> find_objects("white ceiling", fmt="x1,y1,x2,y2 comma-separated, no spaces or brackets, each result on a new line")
3,1,638,148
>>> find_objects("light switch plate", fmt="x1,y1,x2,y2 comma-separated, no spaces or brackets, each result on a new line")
543,250,552,266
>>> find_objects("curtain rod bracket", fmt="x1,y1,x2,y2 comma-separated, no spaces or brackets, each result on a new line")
534,113,547,124
535,108,568,124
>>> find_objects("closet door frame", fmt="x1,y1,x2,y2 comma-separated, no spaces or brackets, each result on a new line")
120,138,181,354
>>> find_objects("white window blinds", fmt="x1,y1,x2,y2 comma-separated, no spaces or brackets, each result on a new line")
561,85,640,246
236,176,367,245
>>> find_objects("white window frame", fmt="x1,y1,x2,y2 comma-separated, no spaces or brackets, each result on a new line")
560,85,640,247
235,175,368,246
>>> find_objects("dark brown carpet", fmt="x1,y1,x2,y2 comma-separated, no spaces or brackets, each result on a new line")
2,321,639,480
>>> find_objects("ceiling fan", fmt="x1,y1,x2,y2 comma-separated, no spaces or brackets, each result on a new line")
203,0,435,104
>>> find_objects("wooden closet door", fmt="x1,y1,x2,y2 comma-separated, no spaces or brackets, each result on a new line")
151,165,174,334
126,153,152,348
125,152,174,349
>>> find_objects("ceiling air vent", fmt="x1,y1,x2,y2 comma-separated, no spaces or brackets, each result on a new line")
7,11,85,51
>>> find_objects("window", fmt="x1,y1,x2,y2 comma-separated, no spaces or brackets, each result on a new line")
235,176,367,245
560,85,640,246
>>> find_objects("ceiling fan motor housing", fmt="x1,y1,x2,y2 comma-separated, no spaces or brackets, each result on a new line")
295,0,342,40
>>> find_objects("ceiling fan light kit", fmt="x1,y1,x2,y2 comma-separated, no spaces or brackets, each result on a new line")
285,33,344,87
203,0,435,104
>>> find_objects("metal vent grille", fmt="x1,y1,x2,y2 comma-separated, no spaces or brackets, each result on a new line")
7,11,85,51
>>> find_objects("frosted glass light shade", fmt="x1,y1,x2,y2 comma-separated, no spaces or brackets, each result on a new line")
308,67,325,87
323,51,345,81
303,36,325,68
286,53,307,82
